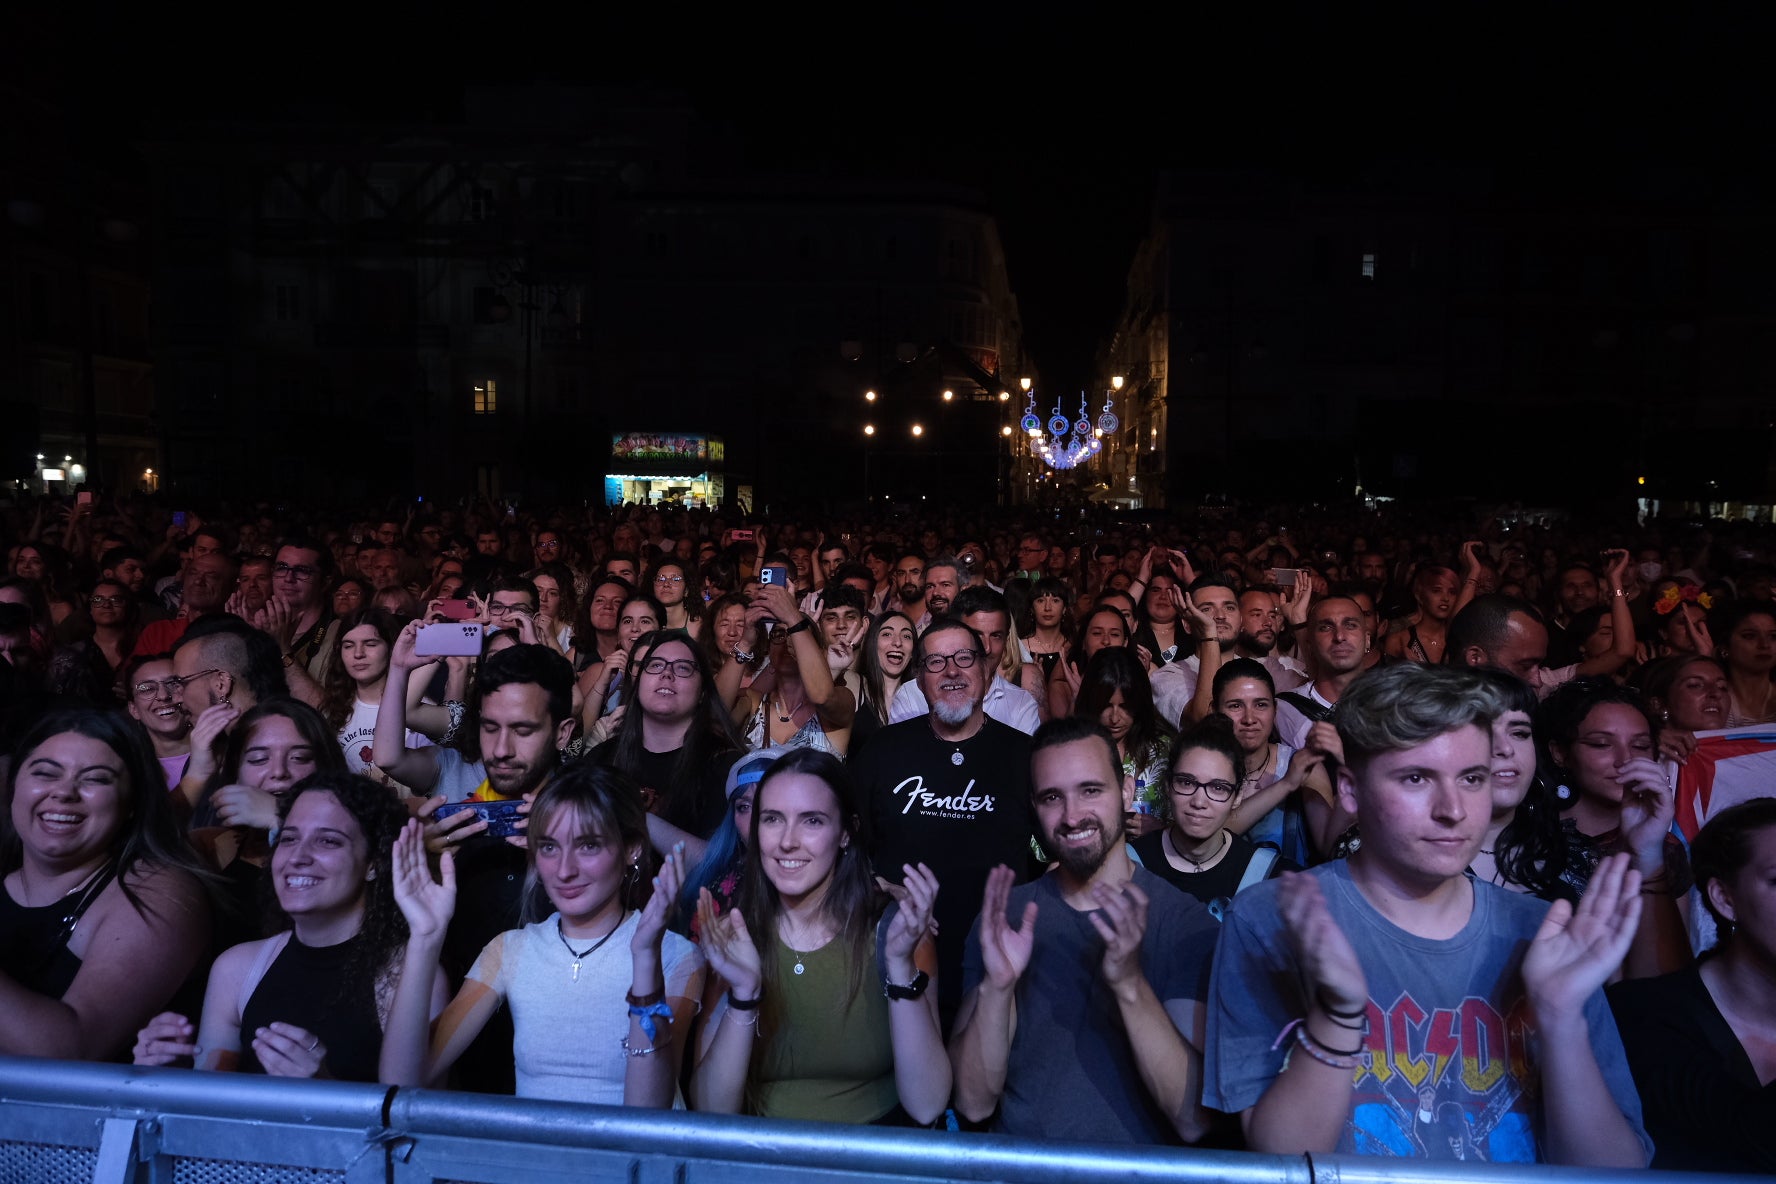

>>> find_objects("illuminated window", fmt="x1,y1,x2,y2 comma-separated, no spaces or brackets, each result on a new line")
1361,253,1377,280
473,379,498,415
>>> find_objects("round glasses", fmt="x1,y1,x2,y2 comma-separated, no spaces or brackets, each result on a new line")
1168,772,1236,802
917,650,980,674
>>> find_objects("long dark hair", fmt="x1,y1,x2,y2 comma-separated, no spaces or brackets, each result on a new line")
319,607,405,731
857,611,916,726
737,748,880,1111
1692,797,1776,946
610,629,741,832
1471,667,1572,901
1163,717,1246,823
197,699,347,826
1068,605,1130,673
521,762,657,925
266,772,410,1005
1074,647,1168,768
3,707,212,919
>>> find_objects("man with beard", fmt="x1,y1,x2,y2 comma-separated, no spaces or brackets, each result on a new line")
923,556,963,622
1275,594,1375,750
950,716,1218,1143
1149,575,1245,729
887,551,927,625
889,588,1041,733
373,637,577,1094
853,619,1035,1030
1234,588,1308,690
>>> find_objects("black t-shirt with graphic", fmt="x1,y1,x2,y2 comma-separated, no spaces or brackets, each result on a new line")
850,715,1036,1027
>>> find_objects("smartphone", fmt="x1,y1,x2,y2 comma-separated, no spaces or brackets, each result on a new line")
1270,568,1298,587
415,622,485,656
173,511,188,529
731,529,755,542
760,563,790,587
433,798,525,838
431,599,477,622
77,491,93,507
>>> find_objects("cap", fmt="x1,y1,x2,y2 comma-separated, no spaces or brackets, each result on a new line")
724,745,792,800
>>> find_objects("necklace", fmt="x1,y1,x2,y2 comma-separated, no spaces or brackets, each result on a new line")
1241,744,1277,786
556,914,623,982
780,921,829,976
928,716,969,766
1167,828,1231,873
775,691,805,723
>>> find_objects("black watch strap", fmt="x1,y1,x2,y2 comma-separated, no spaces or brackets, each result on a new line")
883,969,930,1001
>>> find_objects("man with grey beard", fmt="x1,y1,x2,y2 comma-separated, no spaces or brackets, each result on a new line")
853,619,1035,1031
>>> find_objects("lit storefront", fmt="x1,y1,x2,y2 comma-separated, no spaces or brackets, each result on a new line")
605,433,726,507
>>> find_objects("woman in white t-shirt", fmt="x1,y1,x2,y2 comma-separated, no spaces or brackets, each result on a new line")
381,762,705,1105
319,609,436,788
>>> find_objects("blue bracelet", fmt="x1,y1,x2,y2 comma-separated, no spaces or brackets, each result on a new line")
628,1001,675,1044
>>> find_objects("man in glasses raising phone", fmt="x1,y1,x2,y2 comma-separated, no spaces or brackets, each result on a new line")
852,618,1037,1032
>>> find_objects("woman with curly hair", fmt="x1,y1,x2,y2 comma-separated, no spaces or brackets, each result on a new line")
133,772,447,1080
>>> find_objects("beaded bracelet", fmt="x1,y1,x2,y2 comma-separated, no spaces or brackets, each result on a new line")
619,1036,662,1058
1273,1019,1364,1072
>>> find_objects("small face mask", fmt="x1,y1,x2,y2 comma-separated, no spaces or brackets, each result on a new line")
1638,561,1665,583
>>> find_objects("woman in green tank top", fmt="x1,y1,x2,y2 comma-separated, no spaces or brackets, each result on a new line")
691,748,949,1125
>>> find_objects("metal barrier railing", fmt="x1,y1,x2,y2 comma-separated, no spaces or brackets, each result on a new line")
0,1058,1758,1184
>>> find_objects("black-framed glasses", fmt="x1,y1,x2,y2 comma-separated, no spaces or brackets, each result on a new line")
487,602,532,617
917,650,980,674
641,657,698,679
132,679,182,699
89,595,127,608
654,573,685,586
1168,772,1236,802
168,668,223,690
274,562,317,582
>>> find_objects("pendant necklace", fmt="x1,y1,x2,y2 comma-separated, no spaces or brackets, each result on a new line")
929,717,967,766
775,691,804,724
1168,828,1231,873
557,915,622,982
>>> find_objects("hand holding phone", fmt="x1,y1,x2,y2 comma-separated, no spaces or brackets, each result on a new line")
415,622,485,657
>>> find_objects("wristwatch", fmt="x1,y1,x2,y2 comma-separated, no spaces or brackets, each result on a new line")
782,619,813,636
731,648,756,665
883,970,930,1001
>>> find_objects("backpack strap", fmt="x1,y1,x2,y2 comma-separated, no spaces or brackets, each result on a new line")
1277,691,1335,723
1236,846,1281,895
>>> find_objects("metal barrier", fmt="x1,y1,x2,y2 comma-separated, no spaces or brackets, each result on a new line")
0,1058,1757,1184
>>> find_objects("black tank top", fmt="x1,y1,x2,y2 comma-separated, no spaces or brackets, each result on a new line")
238,932,384,1082
0,864,116,998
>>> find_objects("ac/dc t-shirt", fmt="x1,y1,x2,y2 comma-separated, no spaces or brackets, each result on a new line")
849,716,1035,1026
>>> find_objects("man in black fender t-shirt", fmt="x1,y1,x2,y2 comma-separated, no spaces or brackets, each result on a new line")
851,619,1035,1032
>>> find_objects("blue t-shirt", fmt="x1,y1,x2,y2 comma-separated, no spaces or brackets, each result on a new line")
1204,860,1651,1164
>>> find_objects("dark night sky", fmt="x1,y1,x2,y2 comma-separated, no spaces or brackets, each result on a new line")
56,4,1773,392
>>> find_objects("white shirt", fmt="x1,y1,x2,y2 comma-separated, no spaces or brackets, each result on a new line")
888,674,1041,735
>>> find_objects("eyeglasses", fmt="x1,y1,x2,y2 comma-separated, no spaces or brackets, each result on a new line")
89,595,127,608
487,602,532,617
167,668,223,691
654,574,685,586
641,657,698,678
917,650,980,674
132,679,182,699
1168,772,1236,802
274,562,317,582
535,539,559,550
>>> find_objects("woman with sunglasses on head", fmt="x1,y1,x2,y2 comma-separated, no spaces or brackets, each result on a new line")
693,749,948,1125
1129,718,1298,918
382,763,703,1105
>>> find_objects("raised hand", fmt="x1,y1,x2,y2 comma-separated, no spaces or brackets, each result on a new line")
1281,575,1314,628
696,888,762,999
132,1012,198,1066
1179,592,1217,643
392,620,440,672
1459,540,1486,579
1277,871,1367,1015
827,617,869,676
1088,880,1150,990
633,844,687,955
878,862,940,975
978,864,1037,991
391,818,457,942
252,1022,327,1078
212,783,280,830
255,597,296,650
1615,757,1676,876
185,702,239,782
1523,852,1641,1022
1602,547,1631,590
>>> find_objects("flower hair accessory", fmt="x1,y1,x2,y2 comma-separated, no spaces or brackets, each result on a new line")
1654,584,1713,616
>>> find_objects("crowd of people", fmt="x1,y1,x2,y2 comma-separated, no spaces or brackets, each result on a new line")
2,492,1774,1171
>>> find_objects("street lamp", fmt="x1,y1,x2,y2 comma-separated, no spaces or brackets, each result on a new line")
911,424,924,437
862,425,876,501
1020,377,1032,392
865,390,877,403
942,389,953,402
